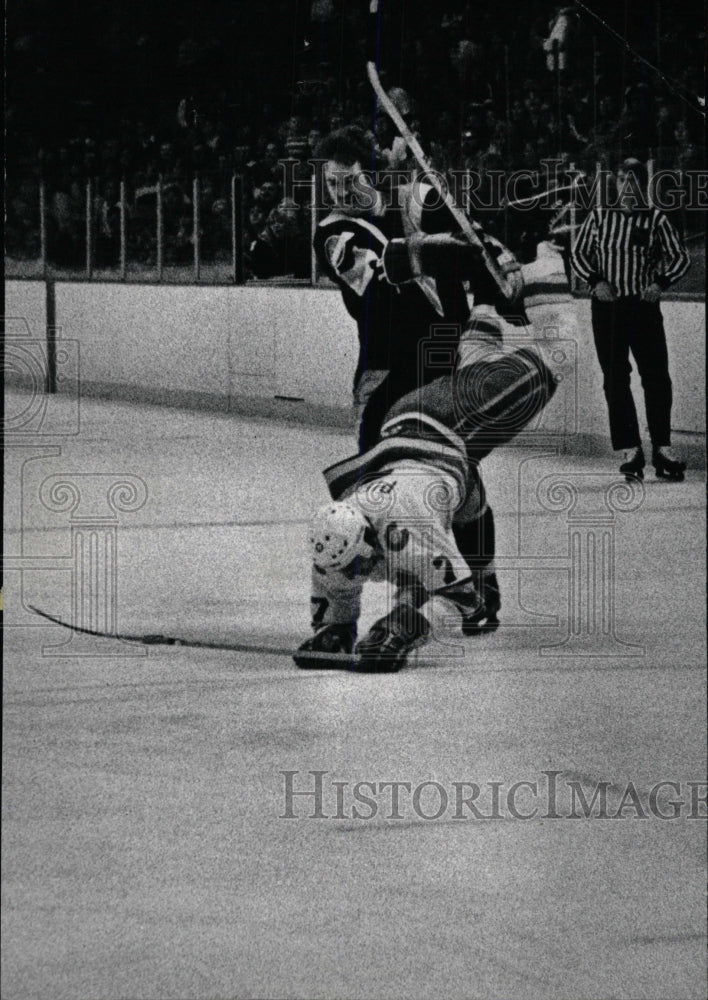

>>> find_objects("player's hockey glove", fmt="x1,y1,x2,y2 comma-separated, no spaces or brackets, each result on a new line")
382,231,523,302
494,247,524,302
381,232,484,285
355,604,430,672
475,229,524,302
293,622,358,669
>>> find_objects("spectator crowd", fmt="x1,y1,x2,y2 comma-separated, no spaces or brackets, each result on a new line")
6,0,704,277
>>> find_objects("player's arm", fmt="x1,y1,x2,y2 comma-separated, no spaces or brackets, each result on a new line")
380,185,522,297
309,565,364,630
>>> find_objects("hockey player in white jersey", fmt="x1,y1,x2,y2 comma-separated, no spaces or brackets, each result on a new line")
297,430,483,673
294,327,558,672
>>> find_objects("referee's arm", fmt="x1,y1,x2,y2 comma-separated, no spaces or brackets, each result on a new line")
652,213,691,290
569,209,601,288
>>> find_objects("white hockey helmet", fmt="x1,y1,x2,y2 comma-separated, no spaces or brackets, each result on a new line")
309,500,373,571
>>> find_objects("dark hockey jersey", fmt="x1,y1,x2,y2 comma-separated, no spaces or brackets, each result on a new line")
313,180,505,393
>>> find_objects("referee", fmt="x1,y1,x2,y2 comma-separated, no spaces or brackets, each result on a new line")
570,158,691,480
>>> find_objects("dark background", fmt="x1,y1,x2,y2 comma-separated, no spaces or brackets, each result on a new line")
7,0,705,160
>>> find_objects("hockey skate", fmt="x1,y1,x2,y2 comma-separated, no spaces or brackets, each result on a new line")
293,622,359,670
619,447,645,482
652,447,686,482
355,605,431,673
461,570,501,635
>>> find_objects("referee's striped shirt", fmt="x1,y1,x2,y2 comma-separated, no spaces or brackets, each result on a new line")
570,207,690,297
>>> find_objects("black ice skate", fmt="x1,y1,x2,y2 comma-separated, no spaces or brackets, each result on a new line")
293,622,358,669
652,447,686,482
355,606,431,673
462,570,501,635
619,447,645,482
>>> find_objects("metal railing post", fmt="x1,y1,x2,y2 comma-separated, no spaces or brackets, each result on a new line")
39,181,47,277
647,157,655,207
156,175,164,280
232,173,244,284
85,178,93,279
193,174,201,281
119,180,127,280
310,174,318,286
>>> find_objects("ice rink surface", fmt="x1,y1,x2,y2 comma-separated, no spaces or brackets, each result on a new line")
3,387,707,1000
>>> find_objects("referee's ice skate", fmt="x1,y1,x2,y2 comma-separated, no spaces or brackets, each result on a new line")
653,446,687,481
619,446,646,481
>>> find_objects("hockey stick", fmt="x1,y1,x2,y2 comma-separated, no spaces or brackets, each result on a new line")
366,61,516,300
27,603,297,657
27,604,399,671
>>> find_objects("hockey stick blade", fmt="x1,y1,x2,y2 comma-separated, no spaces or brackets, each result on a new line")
292,648,363,670
366,61,515,300
27,604,296,657
293,648,405,673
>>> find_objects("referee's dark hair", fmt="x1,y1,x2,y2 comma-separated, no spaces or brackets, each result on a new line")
617,157,649,191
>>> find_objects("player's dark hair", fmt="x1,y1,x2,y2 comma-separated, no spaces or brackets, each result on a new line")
314,125,375,167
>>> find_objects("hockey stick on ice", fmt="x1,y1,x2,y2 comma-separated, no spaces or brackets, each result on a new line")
27,604,393,671
27,603,297,657
366,60,517,300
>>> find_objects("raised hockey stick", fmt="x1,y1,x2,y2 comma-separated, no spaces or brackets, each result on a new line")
366,60,517,300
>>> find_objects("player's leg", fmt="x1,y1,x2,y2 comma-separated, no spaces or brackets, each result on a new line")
357,369,422,455
452,503,501,634
450,331,555,630
379,338,555,633
355,469,483,669
451,340,557,461
355,369,391,452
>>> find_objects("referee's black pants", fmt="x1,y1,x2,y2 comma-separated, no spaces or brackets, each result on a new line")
591,297,673,451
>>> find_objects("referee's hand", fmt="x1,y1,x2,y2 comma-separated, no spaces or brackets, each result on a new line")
641,282,662,303
592,280,617,302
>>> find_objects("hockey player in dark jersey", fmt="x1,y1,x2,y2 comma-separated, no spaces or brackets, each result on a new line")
294,333,558,672
312,125,523,450
312,124,524,630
